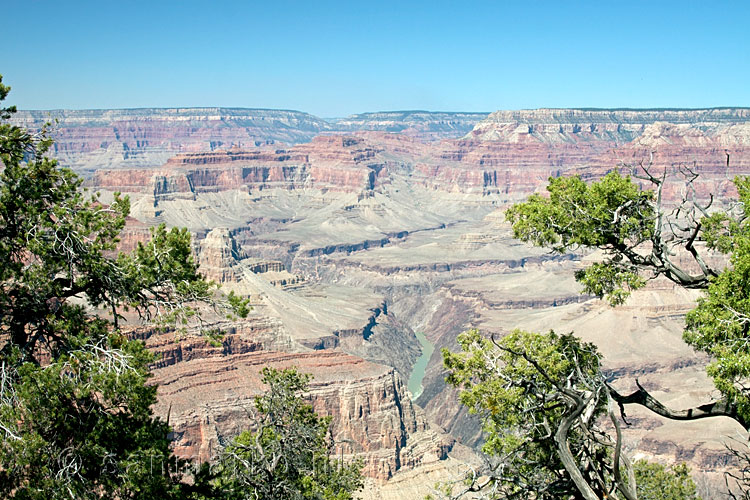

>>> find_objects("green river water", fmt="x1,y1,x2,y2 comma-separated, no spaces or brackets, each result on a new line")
407,331,435,400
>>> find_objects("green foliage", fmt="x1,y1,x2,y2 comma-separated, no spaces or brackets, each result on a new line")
634,460,701,500
115,224,215,327
507,169,750,424
0,334,183,499
506,171,655,304
0,74,247,498
443,329,617,498
444,329,604,455
685,177,750,421
574,262,647,307
206,368,363,500
227,290,251,320
506,172,654,252
500,169,750,495
701,177,750,254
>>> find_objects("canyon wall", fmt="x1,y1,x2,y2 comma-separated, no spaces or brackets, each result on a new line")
13,109,490,175
147,340,452,481
13,108,331,175
468,107,750,143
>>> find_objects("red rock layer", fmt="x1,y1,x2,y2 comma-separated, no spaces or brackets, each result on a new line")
89,117,750,201
13,108,331,172
146,339,451,481
92,135,402,195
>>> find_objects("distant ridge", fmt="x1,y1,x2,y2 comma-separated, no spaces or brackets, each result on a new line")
480,108,750,124
465,107,750,143
338,110,491,118
10,108,491,172
12,107,750,173
571,106,750,112
16,107,750,124
16,107,318,115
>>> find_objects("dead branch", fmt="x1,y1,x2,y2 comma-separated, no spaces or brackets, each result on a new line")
608,379,748,430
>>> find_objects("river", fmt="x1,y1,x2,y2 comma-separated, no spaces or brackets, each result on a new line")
407,331,435,400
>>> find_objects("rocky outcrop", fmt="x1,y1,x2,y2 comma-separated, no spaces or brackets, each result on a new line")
149,346,452,481
93,162,309,195
198,228,244,282
115,217,153,253
92,135,400,195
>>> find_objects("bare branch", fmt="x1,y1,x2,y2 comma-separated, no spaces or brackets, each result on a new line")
554,391,601,500
608,379,748,430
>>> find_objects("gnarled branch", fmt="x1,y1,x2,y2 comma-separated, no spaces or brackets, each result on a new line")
608,379,748,430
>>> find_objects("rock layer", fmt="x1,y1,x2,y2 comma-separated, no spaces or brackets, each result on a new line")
146,339,451,481
89,107,750,207
13,108,491,174
14,108,331,174
332,111,490,141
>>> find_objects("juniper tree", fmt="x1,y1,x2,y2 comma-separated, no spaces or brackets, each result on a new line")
443,329,637,500
444,163,749,498
506,167,750,428
204,368,363,500
0,74,246,499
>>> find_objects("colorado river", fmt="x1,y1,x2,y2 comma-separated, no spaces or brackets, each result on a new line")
407,331,435,400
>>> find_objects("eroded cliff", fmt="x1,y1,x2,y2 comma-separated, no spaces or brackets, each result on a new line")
147,338,452,481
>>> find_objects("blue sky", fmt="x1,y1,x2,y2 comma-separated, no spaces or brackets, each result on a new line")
1,0,748,116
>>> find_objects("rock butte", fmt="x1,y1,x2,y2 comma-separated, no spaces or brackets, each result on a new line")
25,107,750,496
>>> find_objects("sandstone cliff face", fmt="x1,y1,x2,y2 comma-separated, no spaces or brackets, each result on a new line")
147,344,451,482
115,217,152,253
83,107,750,206
18,107,750,191
198,228,244,282
463,108,750,193
446,109,750,200
13,109,491,174
92,135,401,196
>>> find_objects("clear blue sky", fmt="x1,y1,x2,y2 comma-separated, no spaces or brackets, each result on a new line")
1,0,748,116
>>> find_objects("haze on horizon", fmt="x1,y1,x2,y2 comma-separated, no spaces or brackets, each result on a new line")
2,0,748,117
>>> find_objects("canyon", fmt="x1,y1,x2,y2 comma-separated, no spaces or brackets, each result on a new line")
19,106,750,497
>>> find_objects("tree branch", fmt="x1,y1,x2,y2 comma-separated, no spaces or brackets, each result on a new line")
608,379,748,430
554,394,601,500
608,389,638,500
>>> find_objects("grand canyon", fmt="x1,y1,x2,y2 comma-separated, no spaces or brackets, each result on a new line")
15,106,750,497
